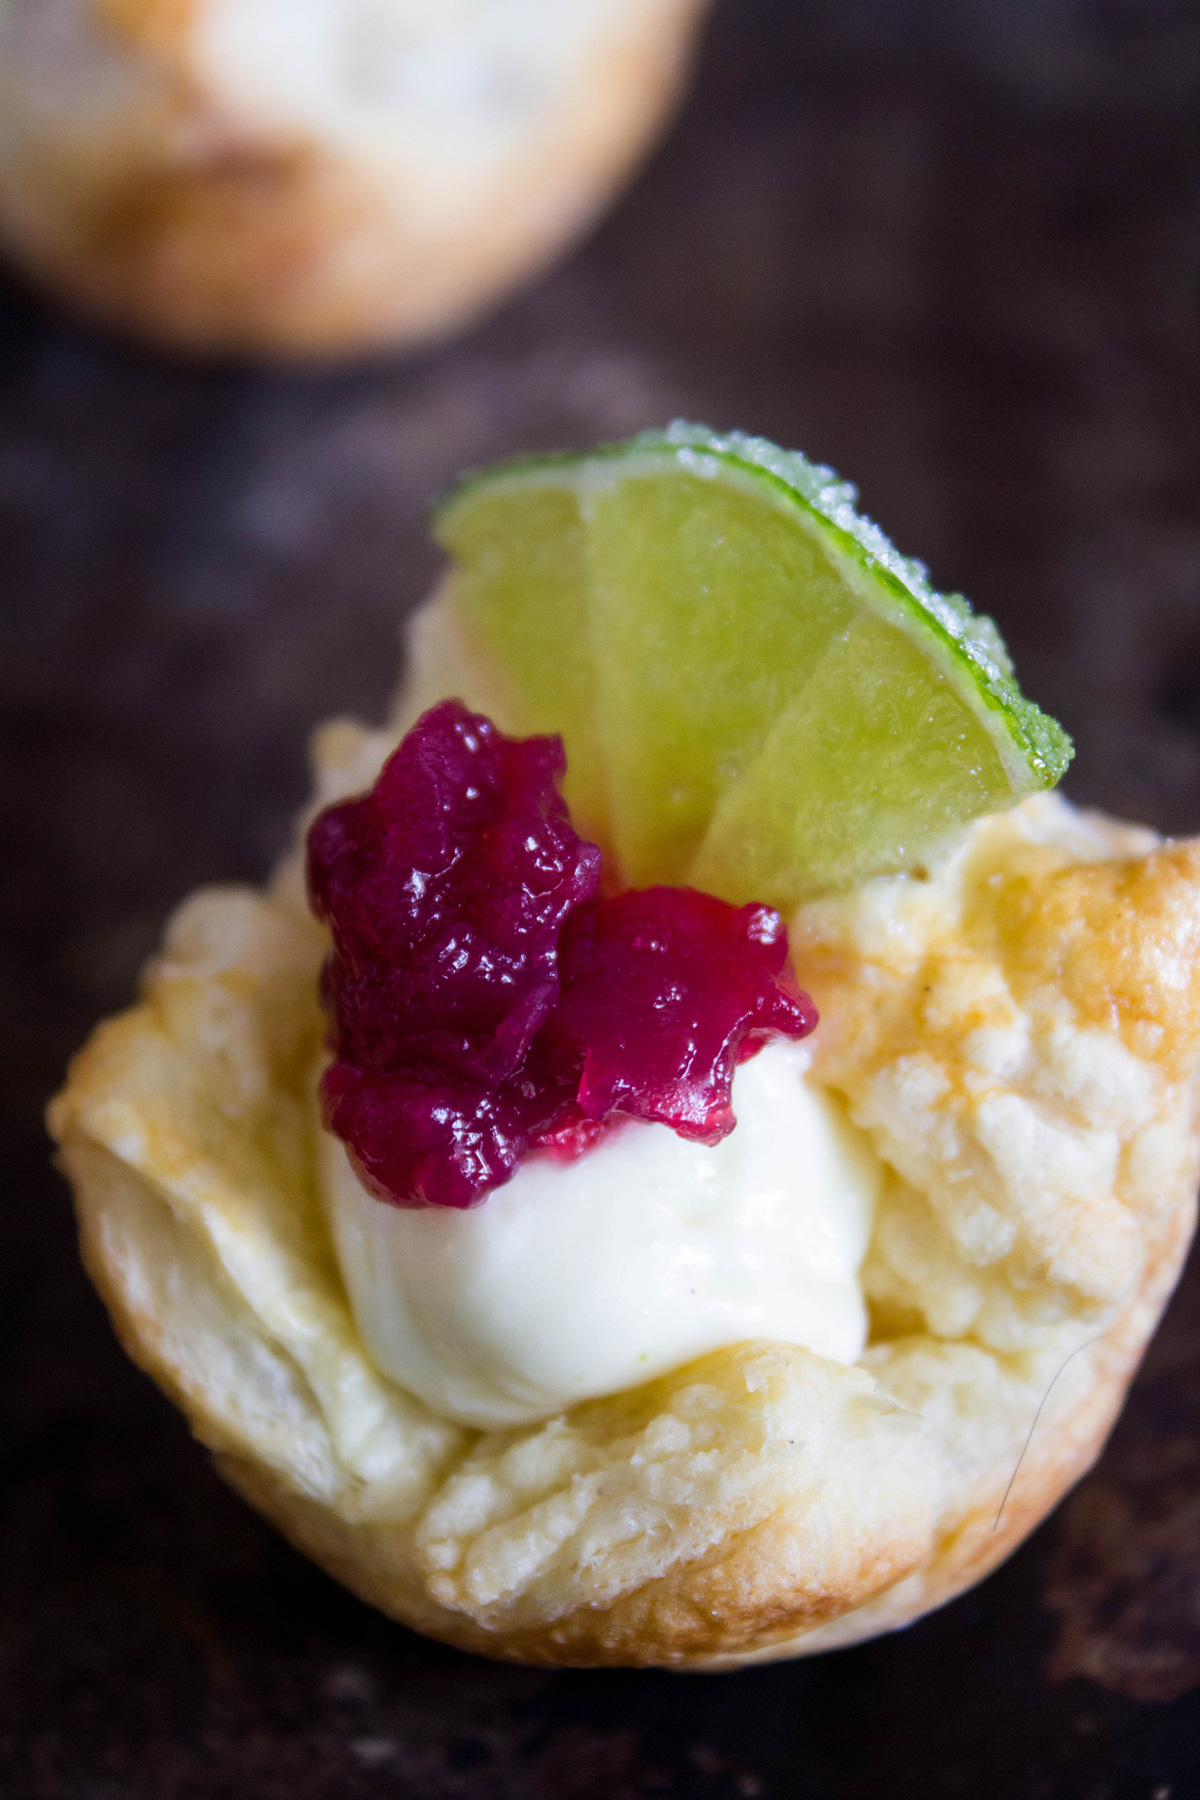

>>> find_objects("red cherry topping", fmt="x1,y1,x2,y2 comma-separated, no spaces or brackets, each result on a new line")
308,701,817,1208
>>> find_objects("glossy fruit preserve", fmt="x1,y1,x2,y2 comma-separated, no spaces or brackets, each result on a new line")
307,701,817,1207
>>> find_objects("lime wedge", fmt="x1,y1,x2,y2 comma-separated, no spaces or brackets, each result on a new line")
434,423,1071,907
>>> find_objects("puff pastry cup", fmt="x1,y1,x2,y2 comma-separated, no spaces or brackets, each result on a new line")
48,626,1200,1669
0,0,706,359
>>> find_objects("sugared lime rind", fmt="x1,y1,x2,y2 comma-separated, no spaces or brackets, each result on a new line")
433,424,1072,907
643,424,1072,790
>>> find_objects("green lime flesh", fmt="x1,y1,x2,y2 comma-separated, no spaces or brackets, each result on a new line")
435,472,610,846
434,424,1072,907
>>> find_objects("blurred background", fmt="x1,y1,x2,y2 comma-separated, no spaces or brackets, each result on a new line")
3,0,1200,1793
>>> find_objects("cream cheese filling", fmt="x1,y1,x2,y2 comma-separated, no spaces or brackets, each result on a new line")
319,1039,882,1428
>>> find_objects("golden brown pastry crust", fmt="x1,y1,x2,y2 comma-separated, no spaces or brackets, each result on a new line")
48,749,1200,1666
0,0,706,358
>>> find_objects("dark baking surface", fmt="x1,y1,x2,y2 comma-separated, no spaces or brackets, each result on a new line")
4,0,1200,1792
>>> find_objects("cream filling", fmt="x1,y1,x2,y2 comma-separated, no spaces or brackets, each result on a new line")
319,1040,882,1428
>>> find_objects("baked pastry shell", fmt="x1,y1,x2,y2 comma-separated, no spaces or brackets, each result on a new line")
0,0,707,359
49,730,1200,1669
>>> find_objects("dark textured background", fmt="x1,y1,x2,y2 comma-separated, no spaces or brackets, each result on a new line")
4,0,1200,1793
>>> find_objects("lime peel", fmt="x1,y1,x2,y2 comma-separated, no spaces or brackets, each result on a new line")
434,423,1072,908
621,423,1073,793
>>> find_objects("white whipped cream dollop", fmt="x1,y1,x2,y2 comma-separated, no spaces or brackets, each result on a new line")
319,1040,881,1428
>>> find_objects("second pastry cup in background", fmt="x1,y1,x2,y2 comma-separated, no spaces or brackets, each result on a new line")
0,0,708,359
